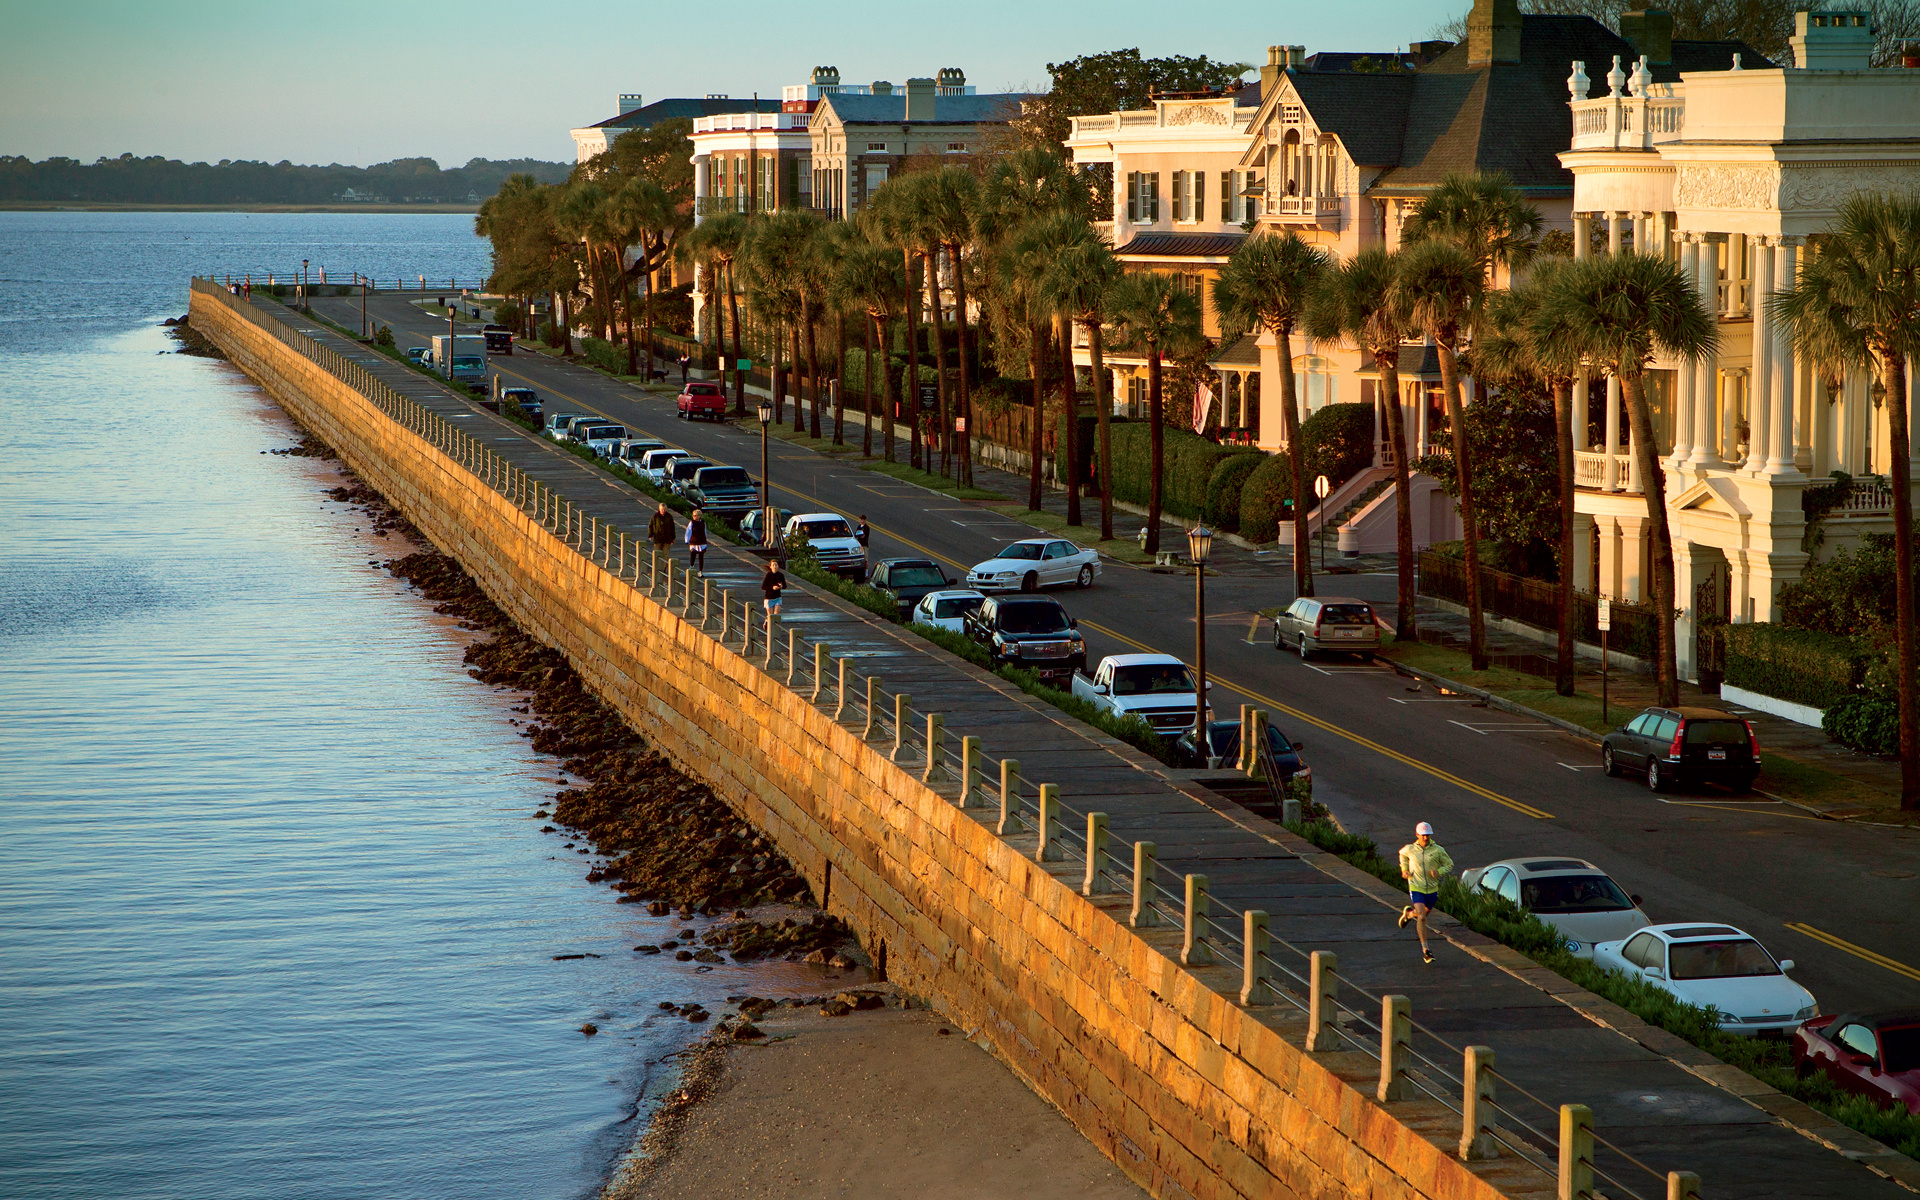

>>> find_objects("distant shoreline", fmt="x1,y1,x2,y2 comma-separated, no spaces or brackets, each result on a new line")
0,202,480,213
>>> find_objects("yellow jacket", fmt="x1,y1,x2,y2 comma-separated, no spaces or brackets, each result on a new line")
1399,842,1454,894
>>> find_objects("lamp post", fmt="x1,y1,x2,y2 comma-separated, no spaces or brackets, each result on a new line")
1188,524,1214,749
757,399,774,546
301,259,308,310
447,298,456,383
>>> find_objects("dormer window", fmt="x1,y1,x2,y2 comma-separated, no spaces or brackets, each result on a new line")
1281,104,1303,124
867,142,889,152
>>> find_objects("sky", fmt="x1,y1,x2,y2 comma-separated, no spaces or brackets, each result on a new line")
1,0,1465,168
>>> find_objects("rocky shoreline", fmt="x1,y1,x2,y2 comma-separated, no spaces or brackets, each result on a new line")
166,314,226,358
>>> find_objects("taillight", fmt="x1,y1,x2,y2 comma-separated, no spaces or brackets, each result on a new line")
1745,720,1760,759
1668,724,1686,758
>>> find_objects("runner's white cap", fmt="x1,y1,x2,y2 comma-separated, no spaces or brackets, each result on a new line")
1415,821,1434,835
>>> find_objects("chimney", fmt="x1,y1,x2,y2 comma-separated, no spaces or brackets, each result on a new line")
1284,45,1307,68
872,80,894,95
618,93,644,114
1408,40,1454,66
1467,0,1523,65
1791,10,1875,69
904,76,935,120
1617,10,1674,65
810,65,840,89
1260,45,1285,92
936,66,966,95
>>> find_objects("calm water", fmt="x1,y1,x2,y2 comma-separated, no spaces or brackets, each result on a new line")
0,213,791,1199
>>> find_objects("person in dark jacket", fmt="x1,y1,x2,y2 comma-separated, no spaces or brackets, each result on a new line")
854,515,870,547
685,507,708,574
647,503,675,567
760,558,786,618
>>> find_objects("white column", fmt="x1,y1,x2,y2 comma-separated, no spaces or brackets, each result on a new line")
1674,234,1700,466
1766,238,1801,476
1608,212,1625,254
1572,212,1592,453
1632,212,1648,255
1797,356,1816,470
1605,375,1623,490
1372,386,1386,466
1573,213,1592,261
1909,355,1920,471
1690,236,1720,465
1746,237,1775,473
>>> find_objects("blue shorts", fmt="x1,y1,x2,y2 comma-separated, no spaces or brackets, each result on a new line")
1409,891,1438,908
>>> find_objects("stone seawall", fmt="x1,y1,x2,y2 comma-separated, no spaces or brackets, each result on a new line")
191,286,1543,1200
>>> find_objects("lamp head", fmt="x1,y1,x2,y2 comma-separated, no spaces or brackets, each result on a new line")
757,401,773,424
1187,524,1214,564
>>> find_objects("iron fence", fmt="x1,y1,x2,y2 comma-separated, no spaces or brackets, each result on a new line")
1417,550,1664,660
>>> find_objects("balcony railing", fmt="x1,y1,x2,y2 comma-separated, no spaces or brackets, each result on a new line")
1568,91,1684,152
692,112,811,134
1573,449,1643,493
1270,195,1340,223
696,196,752,216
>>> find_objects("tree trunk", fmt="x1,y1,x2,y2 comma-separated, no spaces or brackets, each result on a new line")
1882,353,1919,808
926,249,949,476
727,261,746,417
642,260,656,379
833,310,847,446
805,305,821,439
1057,313,1080,526
623,276,639,376
904,252,921,472
1378,349,1415,640
1552,376,1577,697
1146,345,1164,554
772,322,786,425
792,320,806,433
881,315,897,463
1437,339,1485,668
1623,370,1678,706
1029,316,1046,511
1276,324,1311,597
862,314,875,457
950,240,974,486
556,291,573,356
1090,318,1114,541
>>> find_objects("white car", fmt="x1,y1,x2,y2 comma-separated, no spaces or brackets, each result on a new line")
910,589,986,632
966,538,1101,593
638,448,689,487
784,513,866,578
1459,856,1650,958
580,423,629,458
615,437,666,468
1591,923,1818,1035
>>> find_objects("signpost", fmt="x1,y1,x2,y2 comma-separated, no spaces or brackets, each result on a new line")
918,383,938,412
1312,474,1331,577
1597,598,1612,725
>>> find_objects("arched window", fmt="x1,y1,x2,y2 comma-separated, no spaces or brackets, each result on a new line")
1282,130,1301,196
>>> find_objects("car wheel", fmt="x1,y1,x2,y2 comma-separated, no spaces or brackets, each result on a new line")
1646,759,1667,792
1297,635,1312,661
1602,745,1620,777
1077,565,1094,589
1021,571,1038,593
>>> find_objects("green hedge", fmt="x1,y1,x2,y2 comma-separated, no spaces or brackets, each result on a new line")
1237,453,1297,542
1722,623,1864,710
1105,423,1257,520
1299,403,1375,493
1204,453,1263,532
1823,693,1899,755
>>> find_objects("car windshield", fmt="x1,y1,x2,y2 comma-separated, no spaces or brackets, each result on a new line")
1520,874,1635,914
1880,1026,1920,1073
1112,663,1196,695
697,467,749,486
1319,604,1374,626
504,390,533,400
890,566,945,587
452,356,483,369
587,426,626,440
934,596,983,618
671,460,709,477
997,543,1045,561
998,603,1068,633
801,519,851,538
1684,720,1748,745
1668,939,1779,979
689,384,720,395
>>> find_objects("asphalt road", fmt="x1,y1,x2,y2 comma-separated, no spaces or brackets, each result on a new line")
332,293,1920,1019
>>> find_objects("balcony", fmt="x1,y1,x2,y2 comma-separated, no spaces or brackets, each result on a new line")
1574,449,1643,494
1568,91,1684,152
1268,194,1341,227
692,112,811,135
696,196,751,216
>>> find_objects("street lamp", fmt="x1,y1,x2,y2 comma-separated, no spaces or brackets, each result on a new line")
1188,524,1214,751
301,259,309,310
447,297,456,382
757,400,774,546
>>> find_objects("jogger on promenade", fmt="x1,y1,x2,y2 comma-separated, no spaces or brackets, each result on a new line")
686,508,707,574
1397,821,1453,965
761,558,786,618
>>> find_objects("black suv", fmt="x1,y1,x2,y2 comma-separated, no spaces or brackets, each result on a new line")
1601,706,1759,792
961,595,1085,683
501,386,540,421
870,558,953,617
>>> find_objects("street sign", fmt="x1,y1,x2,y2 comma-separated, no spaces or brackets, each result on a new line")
1314,474,1331,500
918,383,938,412
737,358,751,371
1596,598,1612,631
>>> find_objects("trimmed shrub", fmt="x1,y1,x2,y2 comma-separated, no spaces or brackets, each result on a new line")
1823,693,1899,755
579,336,627,375
1300,402,1375,493
1104,423,1257,520
1237,453,1296,542
1722,623,1863,710
1204,452,1263,531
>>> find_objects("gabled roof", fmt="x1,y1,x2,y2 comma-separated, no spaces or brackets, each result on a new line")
814,93,1027,126
1285,72,1414,167
1114,231,1247,259
1209,335,1261,367
586,97,779,131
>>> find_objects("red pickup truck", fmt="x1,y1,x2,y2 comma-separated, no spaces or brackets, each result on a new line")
676,381,727,421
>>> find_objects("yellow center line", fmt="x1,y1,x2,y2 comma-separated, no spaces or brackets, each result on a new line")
1783,922,1920,983
1079,617,1554,820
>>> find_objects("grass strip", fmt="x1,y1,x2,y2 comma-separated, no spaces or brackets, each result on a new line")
1283,818,1920,1160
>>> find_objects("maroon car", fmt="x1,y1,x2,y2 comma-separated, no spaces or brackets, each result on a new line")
676,381,727,421
1793,1011,1920,1114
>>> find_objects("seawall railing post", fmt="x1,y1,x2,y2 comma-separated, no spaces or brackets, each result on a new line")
834,658,850,722
1283,789,1303,827
1460,1046,1498,1161
1306,951,1340,1051
785,627,798,683
1558,1104,1593,1200
1130,842,1158,927
889,693,912,762
922,714,946,783
863,677,878,739
811,643,827,704
958,736,980,807
1240,911,1271,1005
763,610,775,668
702,577,711,624
741,599,753,656
1181,874,1211,965
1666,1171,1700,1200
1081,812,1110,894
1378,995,1411,1102
720,590,732,642
997,759,1022,835
1235,704,1253,770
1034,784,1062,862
683,568,695,613
1248,709,1269,779
649,547,658,593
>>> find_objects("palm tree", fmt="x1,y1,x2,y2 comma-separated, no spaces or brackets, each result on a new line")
820,221,867,446
688,213,751,415
1214,232,1333,596
1306,247,1418,639
869,175,934,470
556,182,614,341
1537,252,1716,707
607,176,674,378
1401,171,1543,287
1107,271,1203,553
1035,217,1122,537
1774,194,1920,808
834,242,906,460
921,167,984,482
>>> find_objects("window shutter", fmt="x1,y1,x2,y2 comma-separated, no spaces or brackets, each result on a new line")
1195,171,1205,222
1221,171,1231,221
1127,173,1138,222
1149,173,1160,222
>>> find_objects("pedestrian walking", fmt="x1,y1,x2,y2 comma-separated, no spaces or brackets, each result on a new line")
678,354,690,385
647,501,675,570
760,558,786,618
853,514,870,548
1397,821,1453,964
685,507,708,574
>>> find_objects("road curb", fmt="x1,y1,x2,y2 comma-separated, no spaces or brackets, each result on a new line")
1382,658,1602,742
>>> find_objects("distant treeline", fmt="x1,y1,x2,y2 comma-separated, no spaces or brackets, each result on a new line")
0,154,574,205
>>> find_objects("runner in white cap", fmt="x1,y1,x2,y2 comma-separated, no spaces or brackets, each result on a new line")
1397,821,1453,964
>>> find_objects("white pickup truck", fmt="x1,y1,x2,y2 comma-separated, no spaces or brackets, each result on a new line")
1070,654,1210,737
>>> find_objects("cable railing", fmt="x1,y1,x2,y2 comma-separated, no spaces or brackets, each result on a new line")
191,275,1709,1200
205,272,491,294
